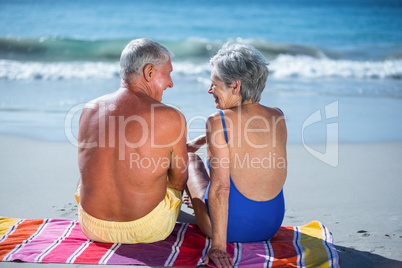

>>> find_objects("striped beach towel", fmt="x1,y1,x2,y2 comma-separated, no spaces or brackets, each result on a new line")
0,217,339,267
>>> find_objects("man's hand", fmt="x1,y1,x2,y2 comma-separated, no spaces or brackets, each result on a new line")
203,246,234,268
187,134,206,153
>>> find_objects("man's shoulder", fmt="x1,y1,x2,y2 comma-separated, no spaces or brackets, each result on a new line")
153,104,185,121
84,93,114,109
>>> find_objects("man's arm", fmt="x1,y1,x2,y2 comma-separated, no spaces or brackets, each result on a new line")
167,110,188,192
187,134,207,153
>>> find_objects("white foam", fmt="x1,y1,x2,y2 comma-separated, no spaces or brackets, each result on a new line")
172,61,210,76
0,60,119,80
1,56,402,81
270,55,402,79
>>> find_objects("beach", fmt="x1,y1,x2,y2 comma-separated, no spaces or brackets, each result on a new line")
1,135,401,267
1,0,402,266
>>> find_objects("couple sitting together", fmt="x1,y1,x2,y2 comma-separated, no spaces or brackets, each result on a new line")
75,38,287,267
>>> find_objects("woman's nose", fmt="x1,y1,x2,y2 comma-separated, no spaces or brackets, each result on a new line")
208,84,213,94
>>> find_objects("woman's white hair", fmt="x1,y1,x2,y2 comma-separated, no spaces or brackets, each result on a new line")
120,38,173,81
210,43,269,103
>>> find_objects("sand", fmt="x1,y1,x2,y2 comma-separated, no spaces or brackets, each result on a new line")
0,135,401,267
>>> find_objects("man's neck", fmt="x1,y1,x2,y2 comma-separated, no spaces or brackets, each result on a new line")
121,78,151,96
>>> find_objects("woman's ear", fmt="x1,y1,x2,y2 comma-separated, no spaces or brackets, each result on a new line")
231,80,241,95
143,64,154,82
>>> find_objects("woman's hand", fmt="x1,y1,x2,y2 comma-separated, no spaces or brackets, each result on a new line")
187,134,206,153
203,246,234,268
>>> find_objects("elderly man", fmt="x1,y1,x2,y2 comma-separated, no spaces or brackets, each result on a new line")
75,38,188,244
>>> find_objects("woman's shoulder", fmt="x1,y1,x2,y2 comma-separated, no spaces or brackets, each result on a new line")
207,110,225,131
212,108,239,120
208,110,223,120
271,106,284,115
208,109,236,123
257,104,284,115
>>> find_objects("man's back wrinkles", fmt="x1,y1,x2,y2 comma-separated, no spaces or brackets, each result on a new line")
80,92,176,222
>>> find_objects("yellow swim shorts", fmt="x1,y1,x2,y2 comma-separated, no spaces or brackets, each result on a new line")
75,186,182,244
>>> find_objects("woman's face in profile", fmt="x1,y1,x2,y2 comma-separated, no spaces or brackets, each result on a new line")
208,67,240,110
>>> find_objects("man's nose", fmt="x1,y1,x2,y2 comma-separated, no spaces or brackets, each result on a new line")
168,78,173,88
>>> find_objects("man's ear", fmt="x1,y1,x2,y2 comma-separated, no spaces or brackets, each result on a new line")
231,80,241,95
143,64,154,82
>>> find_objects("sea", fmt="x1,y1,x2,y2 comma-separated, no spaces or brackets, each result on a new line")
0,0,402,146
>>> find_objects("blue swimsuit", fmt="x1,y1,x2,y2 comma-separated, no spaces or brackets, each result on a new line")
204,110,285,243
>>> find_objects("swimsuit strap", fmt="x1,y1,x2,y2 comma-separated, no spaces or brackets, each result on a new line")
219,110,228,143
275,107,284,115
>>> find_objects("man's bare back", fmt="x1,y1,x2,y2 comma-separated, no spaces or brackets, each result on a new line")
77,39,188,225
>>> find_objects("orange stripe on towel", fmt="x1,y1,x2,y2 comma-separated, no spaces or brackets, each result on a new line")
270,226,299,267
0,218,45,260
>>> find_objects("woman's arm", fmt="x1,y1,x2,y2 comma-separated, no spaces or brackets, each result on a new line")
203,113,234,267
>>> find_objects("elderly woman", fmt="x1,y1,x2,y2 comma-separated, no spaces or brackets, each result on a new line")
186,43,287,268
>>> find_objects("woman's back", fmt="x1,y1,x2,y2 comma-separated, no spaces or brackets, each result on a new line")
222,103,287,202
204,103,287,242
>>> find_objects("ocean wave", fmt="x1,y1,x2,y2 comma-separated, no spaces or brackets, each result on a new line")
0,36,335,62
2,35,401,63
1,56,401,81
0,60,120,80
0,36,126,62
270,55,402,80
174,56,402,81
